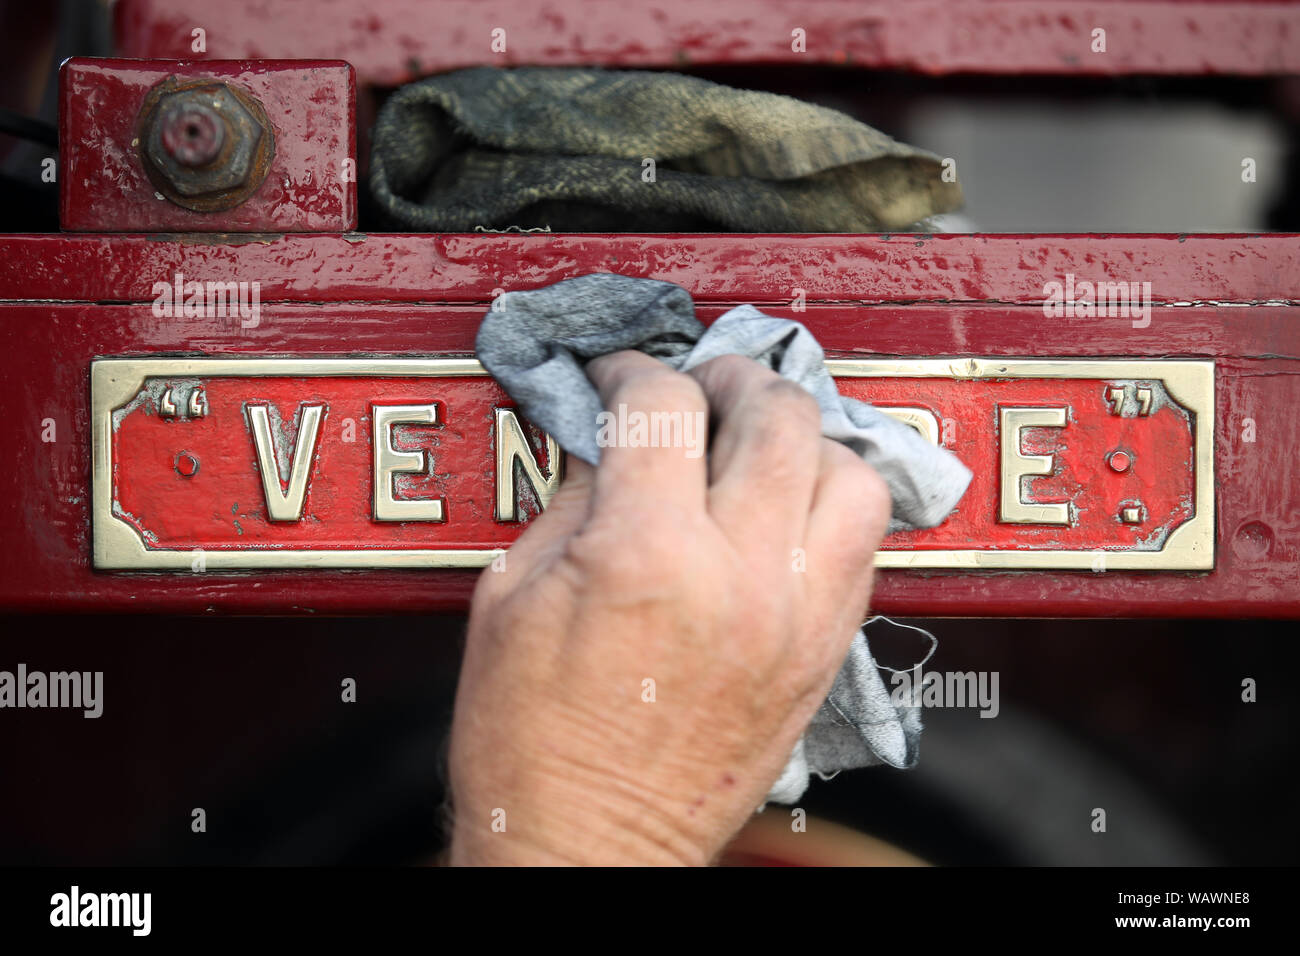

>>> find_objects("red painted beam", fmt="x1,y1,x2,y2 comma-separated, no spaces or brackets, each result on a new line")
113,0,1300,83
1,233,1297,618
1,234,1298,305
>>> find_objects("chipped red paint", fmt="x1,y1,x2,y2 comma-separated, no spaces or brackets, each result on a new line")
0,233,1297,617
59,58,356,233
112,0,1300,84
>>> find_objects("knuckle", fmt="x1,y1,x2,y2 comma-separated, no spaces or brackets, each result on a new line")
567,510,701,586
586,349,659,382
756,379,822,432
858,460,891,510
695,353,757,385
741,380,822,454
610,366,707,415
835,457,892,544
855,460,892,515
562,520,645,580
690,354,771,406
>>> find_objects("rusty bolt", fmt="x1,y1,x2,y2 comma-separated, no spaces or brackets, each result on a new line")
138,78,275,211
159,102,225,167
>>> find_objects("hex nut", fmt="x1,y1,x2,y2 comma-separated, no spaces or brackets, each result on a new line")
137,77,276,212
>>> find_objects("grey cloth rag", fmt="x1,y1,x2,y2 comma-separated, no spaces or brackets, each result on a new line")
370,66,963,232
476,273,973,804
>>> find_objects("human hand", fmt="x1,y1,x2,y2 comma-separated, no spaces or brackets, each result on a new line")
448,351,891,865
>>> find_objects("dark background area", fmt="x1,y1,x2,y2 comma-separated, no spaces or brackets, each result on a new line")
0,616,1295,865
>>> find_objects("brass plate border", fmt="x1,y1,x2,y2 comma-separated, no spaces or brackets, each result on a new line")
91,357,1215,572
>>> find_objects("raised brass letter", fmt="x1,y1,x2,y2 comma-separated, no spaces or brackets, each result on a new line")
999,406,1069,525
373,404,445,522
248,404,323,521
495,409,563,521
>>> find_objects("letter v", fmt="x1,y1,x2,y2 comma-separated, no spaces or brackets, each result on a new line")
248,404,324,521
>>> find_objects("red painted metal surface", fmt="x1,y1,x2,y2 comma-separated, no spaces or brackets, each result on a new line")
2,233,1297,305
112,0,1300,83
59,58,357,233
0,234,1296,617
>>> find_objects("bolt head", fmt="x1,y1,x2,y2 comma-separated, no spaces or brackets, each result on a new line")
159,102,225,167
138,79,274,209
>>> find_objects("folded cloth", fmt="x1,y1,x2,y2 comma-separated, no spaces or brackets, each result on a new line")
476,273,973,804
370,66,963,232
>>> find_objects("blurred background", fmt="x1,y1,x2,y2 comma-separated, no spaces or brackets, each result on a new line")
1,0,1296,865
2,616,1296,865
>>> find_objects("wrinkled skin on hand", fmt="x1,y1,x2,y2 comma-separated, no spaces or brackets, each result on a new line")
449,351,891,865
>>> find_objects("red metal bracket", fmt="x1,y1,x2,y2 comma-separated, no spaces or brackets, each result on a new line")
59,58,357,233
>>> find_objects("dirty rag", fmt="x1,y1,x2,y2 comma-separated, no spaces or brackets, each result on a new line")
370,66,962,232
476,273,972,804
